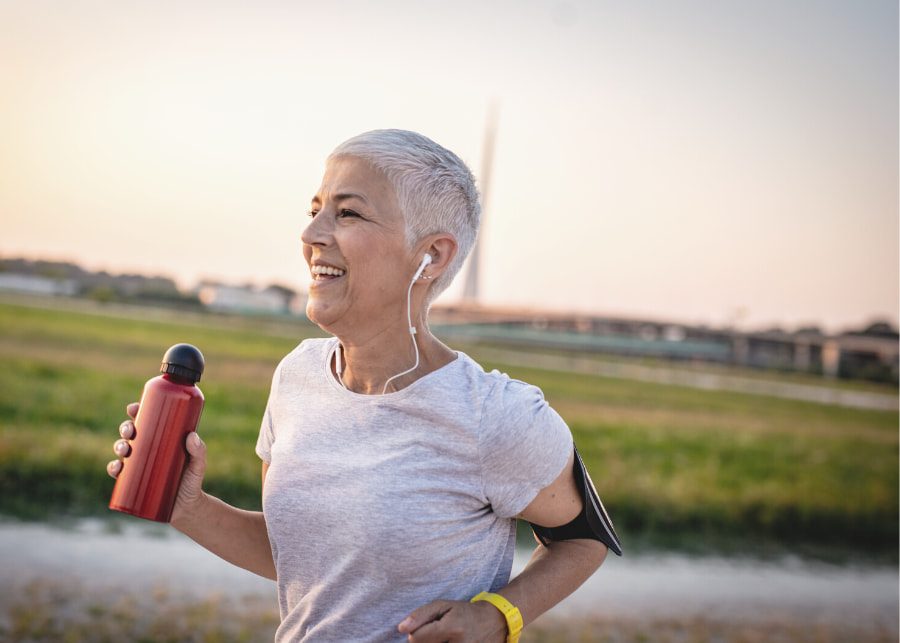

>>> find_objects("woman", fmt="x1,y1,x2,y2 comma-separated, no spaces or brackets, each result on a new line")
108,129,620,642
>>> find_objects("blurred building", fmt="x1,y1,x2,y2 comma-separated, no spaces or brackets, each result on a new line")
432,305,899,384
0,273,78,296
196,282,301,315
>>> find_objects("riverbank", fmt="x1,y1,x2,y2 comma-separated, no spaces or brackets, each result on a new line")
5,584,896,643
0,518,896,642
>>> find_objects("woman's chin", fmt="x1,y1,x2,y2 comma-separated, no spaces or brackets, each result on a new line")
305,300,340,332
305,303,326,327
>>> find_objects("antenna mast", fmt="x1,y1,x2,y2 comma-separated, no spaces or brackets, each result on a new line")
462,103,498,304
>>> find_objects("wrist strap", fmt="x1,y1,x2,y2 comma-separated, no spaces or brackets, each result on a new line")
470,591,523,643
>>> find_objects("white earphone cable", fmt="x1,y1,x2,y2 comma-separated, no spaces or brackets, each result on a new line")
333,255,429,395
381,273,421,394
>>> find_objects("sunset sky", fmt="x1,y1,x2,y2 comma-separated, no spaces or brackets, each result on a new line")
1,0,897,333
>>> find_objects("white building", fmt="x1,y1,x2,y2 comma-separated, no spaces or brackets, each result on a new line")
0,274,77,296
197,283,294,314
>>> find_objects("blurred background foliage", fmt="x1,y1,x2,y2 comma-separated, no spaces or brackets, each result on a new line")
1,299,896,560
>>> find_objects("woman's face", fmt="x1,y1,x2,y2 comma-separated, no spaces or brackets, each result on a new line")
301,155,416,335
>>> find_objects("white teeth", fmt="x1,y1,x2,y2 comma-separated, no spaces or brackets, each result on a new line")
311,265,345,277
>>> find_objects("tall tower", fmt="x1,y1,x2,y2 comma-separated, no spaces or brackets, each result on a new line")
462,103,499,304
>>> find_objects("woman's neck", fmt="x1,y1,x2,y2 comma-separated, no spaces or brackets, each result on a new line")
333,324,456,395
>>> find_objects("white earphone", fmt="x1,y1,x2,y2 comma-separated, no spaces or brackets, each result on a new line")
412,253,432,280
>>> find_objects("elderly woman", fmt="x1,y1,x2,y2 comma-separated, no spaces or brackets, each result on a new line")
108,129,621,642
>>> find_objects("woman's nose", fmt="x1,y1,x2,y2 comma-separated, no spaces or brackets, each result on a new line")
301,211,332,246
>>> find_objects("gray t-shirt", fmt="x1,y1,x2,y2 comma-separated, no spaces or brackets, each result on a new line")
256,337,573,642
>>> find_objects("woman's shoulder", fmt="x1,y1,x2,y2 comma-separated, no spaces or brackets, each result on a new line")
274,336,335,377
452,351,547,404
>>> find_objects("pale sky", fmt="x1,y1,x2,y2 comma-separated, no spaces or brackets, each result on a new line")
1,0,897,333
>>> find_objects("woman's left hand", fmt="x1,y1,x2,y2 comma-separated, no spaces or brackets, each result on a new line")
397,599,507,642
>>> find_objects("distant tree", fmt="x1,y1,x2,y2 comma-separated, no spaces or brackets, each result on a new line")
860,321,899,339
265,283,297,298
87,285,116,303
841,320,899,339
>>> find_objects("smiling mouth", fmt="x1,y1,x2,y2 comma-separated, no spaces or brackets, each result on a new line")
310,265,346,282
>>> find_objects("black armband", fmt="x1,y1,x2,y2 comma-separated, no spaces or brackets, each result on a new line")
529,444,623,556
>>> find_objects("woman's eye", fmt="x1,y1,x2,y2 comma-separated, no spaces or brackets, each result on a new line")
306,208,360,219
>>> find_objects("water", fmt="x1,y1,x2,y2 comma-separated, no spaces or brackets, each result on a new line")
540,549,897,626
1,517,896,633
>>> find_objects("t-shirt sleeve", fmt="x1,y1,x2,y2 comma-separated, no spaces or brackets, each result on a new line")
478,377,574,519
255,359,283,464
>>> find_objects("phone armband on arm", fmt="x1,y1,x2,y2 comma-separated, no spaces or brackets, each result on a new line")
528,444,623,556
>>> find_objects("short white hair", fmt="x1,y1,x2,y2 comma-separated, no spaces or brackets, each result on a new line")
328,129,481,306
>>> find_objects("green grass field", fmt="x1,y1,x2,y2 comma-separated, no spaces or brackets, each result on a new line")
0,297,896,557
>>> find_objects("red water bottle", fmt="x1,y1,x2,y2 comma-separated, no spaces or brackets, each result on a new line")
109,343,205,522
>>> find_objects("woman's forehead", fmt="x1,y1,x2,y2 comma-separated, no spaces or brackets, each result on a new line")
314,156,397,206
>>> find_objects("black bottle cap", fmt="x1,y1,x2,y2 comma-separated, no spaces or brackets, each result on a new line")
160,343,205,383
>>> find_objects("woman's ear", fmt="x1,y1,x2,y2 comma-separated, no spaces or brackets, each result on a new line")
422,234,458,279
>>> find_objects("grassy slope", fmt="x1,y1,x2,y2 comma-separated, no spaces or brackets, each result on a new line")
0,300,896,555
480,359,897,553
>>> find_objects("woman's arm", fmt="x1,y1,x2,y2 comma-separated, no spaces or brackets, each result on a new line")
497,448,608,625
169,461,275,581
398,450,607,642
483,536,607,629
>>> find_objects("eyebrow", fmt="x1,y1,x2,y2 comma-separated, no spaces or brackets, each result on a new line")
311,192,370,205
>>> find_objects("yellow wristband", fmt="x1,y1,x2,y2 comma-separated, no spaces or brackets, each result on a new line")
470,591,523,643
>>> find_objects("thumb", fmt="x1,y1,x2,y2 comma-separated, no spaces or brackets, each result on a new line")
183,431,207,481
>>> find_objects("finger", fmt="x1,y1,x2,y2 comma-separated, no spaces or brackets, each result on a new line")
107,459,122,478
118,420,135,440
126,403,139,419
407,615,459,643
113,439,131,458
398,601,453,635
